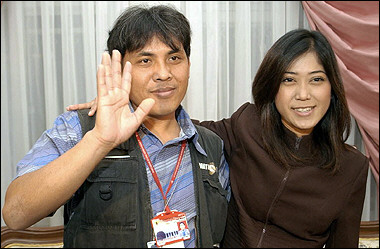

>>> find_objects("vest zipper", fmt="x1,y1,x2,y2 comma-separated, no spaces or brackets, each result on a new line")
256,169,290,247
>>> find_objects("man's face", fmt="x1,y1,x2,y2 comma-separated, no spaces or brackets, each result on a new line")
123,36,190,119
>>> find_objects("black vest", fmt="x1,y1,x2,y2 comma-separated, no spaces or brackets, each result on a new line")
63,109,228,248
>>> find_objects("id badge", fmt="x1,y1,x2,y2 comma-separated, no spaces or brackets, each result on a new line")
151,210,190,247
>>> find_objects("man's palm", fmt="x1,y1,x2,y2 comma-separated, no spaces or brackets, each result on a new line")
91,50,154,149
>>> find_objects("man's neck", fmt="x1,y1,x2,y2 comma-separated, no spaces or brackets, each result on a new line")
143,115,181,145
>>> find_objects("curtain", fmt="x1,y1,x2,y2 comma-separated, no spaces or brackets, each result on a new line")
302,1,379,220
1,1,373,227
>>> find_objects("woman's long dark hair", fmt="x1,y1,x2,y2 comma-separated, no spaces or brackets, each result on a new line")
252,29,352,173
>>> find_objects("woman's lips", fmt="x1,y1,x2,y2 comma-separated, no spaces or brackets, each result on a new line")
292,106,315,116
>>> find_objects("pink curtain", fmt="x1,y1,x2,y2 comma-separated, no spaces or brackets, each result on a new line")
302,1,379,202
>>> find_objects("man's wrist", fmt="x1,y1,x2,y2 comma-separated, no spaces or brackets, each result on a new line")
83,130,116,156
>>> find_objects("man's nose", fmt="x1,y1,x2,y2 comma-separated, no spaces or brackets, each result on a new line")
153,61,172,81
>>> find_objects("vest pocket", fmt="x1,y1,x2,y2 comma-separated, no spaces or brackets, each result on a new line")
82,158,138,229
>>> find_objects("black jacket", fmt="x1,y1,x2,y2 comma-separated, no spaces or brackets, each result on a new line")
199,102,369,248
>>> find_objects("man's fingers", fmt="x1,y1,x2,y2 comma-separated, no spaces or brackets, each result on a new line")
132,98,155,123
101,52,113,90
112,50,122,89
122,61,132,96
97,64,107,98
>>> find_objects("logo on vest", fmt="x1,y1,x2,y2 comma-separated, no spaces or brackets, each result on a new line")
199,162,217,175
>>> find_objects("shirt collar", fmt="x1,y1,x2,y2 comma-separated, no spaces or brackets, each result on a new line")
130,103,207,157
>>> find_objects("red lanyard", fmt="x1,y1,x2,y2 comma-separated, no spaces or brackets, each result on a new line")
135,131,187,213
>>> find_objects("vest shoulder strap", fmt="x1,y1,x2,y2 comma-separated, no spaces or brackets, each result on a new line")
77,109,96,135
193,124,223,168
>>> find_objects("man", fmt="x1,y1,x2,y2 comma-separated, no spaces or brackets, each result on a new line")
2,5,229,248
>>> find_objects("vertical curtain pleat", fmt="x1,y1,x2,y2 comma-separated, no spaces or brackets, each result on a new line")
182,1,205,120
6,2,31,157
217,1,231,118
81,2,97,102
233,2,252,110
61,2,78,108
205,2,219,120
41,2,60,127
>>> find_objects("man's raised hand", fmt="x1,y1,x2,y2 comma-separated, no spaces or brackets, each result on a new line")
89,50,154,149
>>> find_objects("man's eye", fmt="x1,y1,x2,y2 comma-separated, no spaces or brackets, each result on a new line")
170,56,179,61
141,58,150,63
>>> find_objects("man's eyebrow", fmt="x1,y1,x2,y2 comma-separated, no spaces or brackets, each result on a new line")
137,51,154,57
136,48,181,57
168,48,180,54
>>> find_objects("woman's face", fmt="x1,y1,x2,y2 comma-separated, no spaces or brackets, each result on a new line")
275,51,331,137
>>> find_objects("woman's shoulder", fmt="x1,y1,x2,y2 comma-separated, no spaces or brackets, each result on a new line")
343,144,368,161
340,144,369,175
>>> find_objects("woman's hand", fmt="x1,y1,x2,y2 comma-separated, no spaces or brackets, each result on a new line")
66,98,97,116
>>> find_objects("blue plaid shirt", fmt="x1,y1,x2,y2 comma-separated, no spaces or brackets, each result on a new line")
16,105,230,248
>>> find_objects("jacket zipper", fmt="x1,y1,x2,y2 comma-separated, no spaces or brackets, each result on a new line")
257,137,300,247
295,137,302,150
256,169,290,247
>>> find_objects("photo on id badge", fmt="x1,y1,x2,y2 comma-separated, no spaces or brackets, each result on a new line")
151,211,190,247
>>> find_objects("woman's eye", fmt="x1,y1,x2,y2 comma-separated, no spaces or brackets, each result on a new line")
311,77,325,83
281,77,294,84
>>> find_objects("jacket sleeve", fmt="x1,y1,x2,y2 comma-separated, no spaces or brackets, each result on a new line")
193,102,251,161
325,156,370,248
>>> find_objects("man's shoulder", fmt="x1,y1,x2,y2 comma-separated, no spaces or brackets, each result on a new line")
76,109,94,120
76,109,95,134
52,110,81,132
193,124,223,147
194,124,221,139
50,110,83,141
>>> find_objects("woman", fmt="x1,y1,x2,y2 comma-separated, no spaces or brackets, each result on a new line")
202,29,369,248
69,29,369,247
